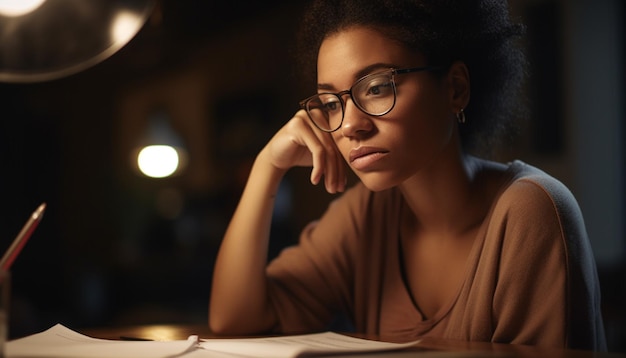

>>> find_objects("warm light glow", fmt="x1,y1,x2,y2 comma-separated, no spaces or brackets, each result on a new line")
135,325,184,341
111,11,142,44
0,0,46,17
137,145,180,178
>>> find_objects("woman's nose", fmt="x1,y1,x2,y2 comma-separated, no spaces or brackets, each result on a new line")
341,97,374,138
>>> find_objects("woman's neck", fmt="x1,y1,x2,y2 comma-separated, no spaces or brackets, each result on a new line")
398,153,494,238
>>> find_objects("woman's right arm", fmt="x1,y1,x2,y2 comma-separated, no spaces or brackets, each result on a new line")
208,110,347,334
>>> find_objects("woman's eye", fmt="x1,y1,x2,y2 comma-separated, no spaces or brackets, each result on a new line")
366,81,392,96
324,102,339,111
369,85,382,95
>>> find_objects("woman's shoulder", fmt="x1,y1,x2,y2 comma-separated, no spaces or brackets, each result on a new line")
499,160,581,212
490,160,587,240
478,162,604,352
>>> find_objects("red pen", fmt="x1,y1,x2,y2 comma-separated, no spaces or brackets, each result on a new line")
0,203,46,271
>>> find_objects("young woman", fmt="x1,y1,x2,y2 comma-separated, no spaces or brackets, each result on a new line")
209,0,606,351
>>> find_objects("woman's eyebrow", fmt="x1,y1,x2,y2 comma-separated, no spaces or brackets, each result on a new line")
317,82,335,91
316,63,397,92
355,63,395,78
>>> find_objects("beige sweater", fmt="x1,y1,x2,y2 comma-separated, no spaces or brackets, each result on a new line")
266,161,606,350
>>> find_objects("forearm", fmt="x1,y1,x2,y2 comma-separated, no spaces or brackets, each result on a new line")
209,149,286,334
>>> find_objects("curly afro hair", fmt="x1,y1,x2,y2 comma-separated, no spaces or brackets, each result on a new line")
295,0,527,155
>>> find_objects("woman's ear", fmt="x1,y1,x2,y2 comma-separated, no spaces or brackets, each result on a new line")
446,61,470,113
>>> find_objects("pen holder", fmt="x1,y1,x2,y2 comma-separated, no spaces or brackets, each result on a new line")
0,270,9,358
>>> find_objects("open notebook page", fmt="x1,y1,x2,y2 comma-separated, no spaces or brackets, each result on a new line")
198,331,420,358
7,324,197,358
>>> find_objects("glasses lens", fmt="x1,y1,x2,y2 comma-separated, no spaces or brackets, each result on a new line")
305,93,343,132
353,72,395,115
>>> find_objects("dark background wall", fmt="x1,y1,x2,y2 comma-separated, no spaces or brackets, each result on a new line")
0,0,624,352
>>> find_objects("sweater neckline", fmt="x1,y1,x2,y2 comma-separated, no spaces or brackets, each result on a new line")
391,159,524,327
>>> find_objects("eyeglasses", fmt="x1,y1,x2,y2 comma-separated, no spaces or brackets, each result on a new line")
299,66,441,132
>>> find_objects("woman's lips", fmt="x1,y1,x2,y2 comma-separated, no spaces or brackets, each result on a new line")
349,147,389,171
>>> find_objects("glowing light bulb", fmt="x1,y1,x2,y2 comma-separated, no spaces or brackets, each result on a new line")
137,145,180,178
111,11,142,44
0,0,46,17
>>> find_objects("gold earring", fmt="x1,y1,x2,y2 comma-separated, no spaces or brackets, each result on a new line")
456,109,466,124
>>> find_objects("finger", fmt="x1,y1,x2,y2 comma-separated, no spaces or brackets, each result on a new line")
328,140,349,193
290,110,345,193
312,130,345,194
304,129,338,191
300,115,346,193
290,111,329,186
322,139,342,193
305,133,329,186
333,142,348,192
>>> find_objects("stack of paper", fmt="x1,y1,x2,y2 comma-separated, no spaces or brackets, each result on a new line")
6,324,197,358
199,331,420,357
6,324,420,358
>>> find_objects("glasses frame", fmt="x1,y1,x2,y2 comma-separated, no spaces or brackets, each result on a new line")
299,66,441,132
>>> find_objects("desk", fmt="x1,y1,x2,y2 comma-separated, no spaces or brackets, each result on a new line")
81,324,626,358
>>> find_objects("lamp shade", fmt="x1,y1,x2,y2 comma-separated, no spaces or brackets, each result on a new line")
0,0,154,83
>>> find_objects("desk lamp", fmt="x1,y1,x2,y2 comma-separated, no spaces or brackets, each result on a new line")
0,0,154,83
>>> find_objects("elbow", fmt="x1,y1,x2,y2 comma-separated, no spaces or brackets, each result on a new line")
209,315,271,336
209,305,277,336
209,315,233,336
209,304,238,335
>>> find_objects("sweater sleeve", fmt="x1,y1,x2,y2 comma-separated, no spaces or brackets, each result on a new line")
491,175,606,350
265,184,367,333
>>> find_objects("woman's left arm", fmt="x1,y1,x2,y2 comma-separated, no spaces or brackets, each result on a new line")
492,177,605,350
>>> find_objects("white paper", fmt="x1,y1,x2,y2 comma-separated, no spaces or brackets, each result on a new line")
7,324,420,358
6,324,198,358
198,331,420,358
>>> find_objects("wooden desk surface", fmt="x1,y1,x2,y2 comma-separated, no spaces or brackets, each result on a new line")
82,324,625,358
